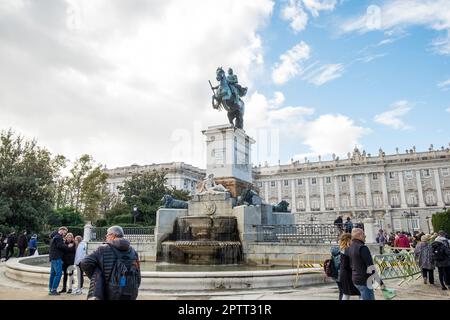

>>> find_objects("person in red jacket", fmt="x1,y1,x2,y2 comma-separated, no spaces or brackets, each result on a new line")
397,232,411,248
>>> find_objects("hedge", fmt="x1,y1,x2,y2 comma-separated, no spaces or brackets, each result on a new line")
432,210,450,235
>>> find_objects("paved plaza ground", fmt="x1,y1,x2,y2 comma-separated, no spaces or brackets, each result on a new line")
0,260,449,300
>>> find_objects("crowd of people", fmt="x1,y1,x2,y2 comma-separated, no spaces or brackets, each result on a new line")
0,231,38,261
48,225,141,300
329,227,450,300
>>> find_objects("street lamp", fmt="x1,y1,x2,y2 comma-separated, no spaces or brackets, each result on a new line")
132,205,138,224
425,216,431,234
402,208,418,235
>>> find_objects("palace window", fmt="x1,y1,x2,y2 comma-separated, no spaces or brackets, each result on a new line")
442,168,450,177
311,200,320,209
411,218,420,230
404,170,413,179
407,194,417,206
284,180,289,187
389,172,395,179
357,198,366,208
271,181,276,188
445,191,450,204
326,177,331,184
374,196,382,208
326,199,334,209
376,219,385,230
297,179,303,185
421,169,430,178
355,175,363,182
341,176,347,183
297,200,305,211
390,194,399,207
425,192,436,205
393,219,402,231
257,182,263,188
372,173,378,180
311,178,317,185
342,198,349,209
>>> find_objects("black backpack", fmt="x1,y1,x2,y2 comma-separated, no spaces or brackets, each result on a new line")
106,245,140,300
324,258,338,278
432,241,448,262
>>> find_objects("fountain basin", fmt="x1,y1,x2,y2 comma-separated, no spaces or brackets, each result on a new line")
5,255,331,292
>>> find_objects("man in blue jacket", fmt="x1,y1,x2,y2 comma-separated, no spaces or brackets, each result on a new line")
48,227,69,295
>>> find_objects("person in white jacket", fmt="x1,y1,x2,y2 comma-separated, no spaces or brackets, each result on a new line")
72,236,87,295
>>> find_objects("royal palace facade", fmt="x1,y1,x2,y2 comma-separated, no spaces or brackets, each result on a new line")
106,146,450,233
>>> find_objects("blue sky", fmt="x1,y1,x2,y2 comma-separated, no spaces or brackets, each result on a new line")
251,0,450,164
0,0,449,169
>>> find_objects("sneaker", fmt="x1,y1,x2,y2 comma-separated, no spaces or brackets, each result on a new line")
71,289,79,295
442,286,448,290
67,289,72,294
423,278,427,284
58,288,66,294
49,291,60,296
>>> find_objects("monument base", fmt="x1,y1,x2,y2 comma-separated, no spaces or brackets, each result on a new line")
213,176,257,198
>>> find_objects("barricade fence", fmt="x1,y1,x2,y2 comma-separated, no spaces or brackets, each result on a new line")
90,226,155,242
254,224,339,244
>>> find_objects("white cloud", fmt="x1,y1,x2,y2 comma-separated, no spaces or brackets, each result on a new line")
281,0,337,32
295,114,370,159
303,63,344,86
373,100,413,130
245,91,370,163
281,0,308,32
0,0,274,169
269,91,285,107
438,79,450,90
303,0,337,17
356,53,386,63
340,0,450,55
272,41,311,85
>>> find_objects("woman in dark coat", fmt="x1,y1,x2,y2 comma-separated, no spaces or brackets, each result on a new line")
339,233,361,300
60,233,76,293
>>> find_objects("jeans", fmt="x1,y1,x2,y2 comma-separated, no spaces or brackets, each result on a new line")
336,281,343,300
354,284,375,300
49,259,63,293
76,264,84,290
422,268,434,284
18,247,26,257
379,246,384,255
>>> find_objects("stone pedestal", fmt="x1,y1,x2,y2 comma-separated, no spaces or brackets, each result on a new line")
188,192,235,216
155,208,188,253
213,176,255,198
232,205,261,244
83,223,92,242
202,124,255,184
363,218,377,244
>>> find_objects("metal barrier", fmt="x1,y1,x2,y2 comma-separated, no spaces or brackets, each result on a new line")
292,252,329,288
90,227,155,242
373,251,421,286
255,224,339,244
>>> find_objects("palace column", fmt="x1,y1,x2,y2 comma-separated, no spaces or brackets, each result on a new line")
264,181,269,203
434,169,444,206
365,174,373,208
349,175,356,208
398,171,407,208
305,178,311,212
277,180,282,203
291,178,296,213
334,176,340,211
319,177,325,211
415,170,425,207
381,172,389,208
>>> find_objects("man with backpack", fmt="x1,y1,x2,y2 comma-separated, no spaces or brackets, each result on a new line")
81,225,141,300
431,230,450,290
